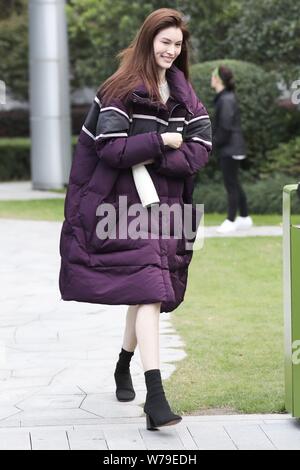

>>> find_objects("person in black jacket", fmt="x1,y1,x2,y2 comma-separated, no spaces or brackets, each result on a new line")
211,65,253,233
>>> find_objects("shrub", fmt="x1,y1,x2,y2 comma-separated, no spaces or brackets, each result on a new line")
0,106,90,138
193,173,300,214
261,136,300,177
0,137,78,181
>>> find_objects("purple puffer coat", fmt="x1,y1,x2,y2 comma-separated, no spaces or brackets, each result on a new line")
59,64,212,313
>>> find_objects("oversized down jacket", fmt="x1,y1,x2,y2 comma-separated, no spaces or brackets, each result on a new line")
58,64,212,313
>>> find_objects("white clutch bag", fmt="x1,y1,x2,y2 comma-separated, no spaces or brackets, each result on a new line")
132,162,160,208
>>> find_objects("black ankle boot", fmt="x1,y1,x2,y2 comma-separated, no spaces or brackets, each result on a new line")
114,348,136,402
144,369,182,431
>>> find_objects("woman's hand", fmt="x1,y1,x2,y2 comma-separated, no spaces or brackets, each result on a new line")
161,132,183,149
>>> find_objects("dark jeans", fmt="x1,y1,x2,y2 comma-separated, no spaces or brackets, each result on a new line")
220,157,249,222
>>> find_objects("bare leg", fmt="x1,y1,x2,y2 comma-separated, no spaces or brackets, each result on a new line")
135,302,161,372
122,304,139,352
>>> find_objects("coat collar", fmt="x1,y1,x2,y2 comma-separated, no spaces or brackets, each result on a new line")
129,64,194,114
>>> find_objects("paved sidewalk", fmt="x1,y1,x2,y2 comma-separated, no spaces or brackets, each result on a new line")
0,181,65,200
204,225,282,238
0,415,299,450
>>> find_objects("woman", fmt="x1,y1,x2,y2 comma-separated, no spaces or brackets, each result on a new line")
59,8,212,430
211,65,253,234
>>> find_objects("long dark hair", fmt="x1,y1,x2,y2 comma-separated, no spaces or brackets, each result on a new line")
97,8,191,106
218,65,235,91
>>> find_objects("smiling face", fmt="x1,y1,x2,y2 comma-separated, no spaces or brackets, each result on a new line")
153,26,183,73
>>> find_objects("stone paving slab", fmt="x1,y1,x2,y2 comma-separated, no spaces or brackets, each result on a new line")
0,416,299,450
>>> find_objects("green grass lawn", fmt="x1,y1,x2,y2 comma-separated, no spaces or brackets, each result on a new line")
0,199,65,221
168,236,285,415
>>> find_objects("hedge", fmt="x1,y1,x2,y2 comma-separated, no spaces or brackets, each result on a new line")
0,137,78,182
261,136,300,177
0,105,90,138
194,173,300,214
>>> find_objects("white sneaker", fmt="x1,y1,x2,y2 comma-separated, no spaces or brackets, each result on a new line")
234,216,253,230
216,219,237,234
